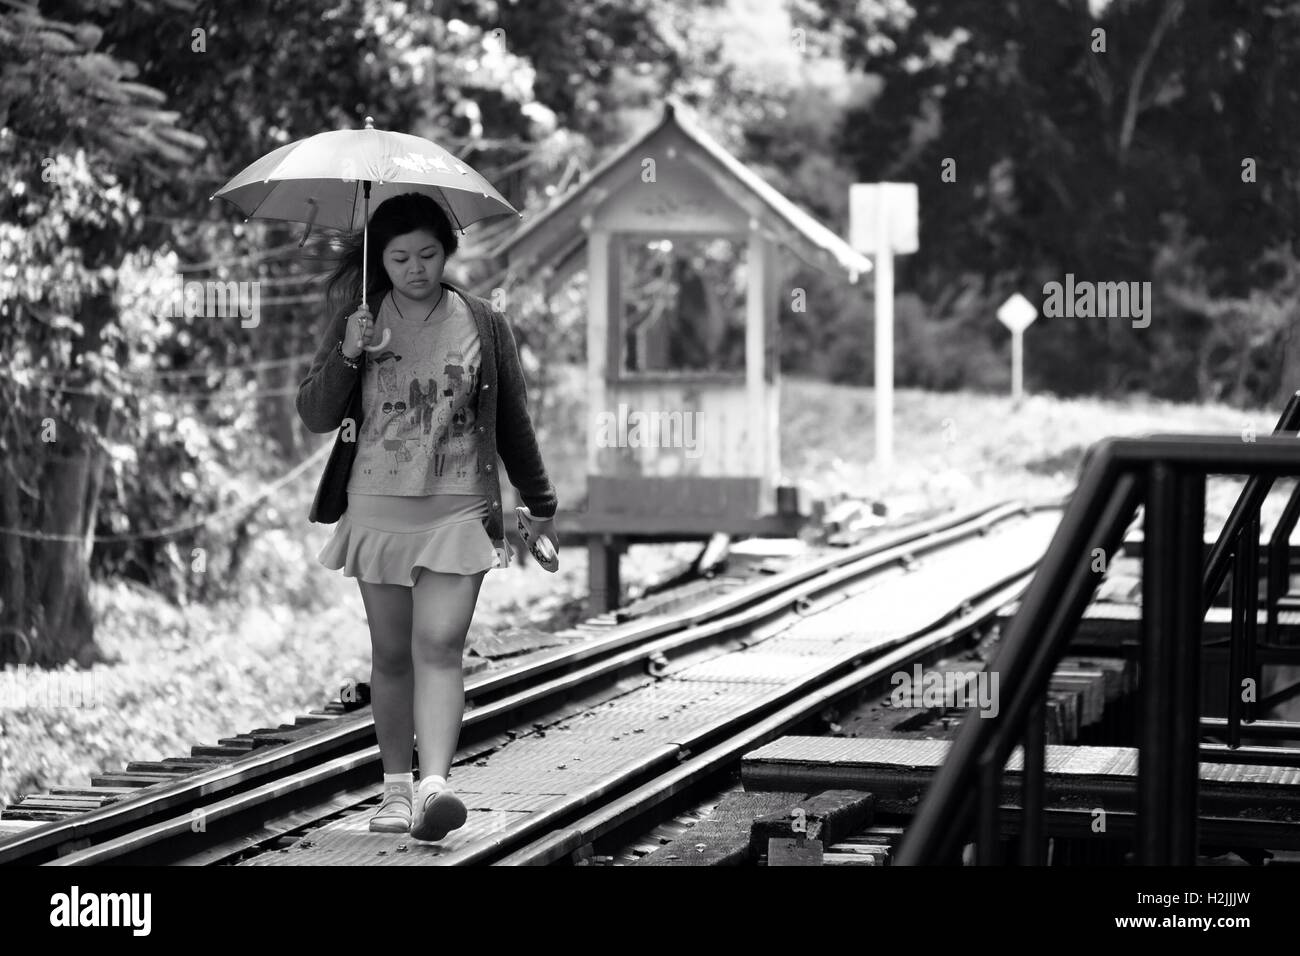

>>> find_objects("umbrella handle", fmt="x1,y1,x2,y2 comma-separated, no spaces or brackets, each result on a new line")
362,327,391,353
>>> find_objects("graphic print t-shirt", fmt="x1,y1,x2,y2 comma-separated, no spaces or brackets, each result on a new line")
347,288,484,496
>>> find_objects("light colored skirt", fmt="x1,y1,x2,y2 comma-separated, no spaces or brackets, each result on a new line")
318,492,509,586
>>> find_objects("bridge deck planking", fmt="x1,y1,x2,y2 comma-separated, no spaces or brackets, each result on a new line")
741,735,1300,822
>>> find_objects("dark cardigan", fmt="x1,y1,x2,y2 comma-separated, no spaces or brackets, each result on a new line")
295,279,557,553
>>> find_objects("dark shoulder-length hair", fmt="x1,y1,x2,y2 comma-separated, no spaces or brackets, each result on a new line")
317,192,460,321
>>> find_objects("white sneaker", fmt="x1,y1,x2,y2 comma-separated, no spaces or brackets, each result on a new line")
410,778,467,842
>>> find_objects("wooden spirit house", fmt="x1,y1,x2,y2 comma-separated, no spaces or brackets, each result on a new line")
490,97,871,611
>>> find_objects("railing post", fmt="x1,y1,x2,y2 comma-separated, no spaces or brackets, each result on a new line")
1141,462,1204,865
1263,489,1294,647
1229,513,1260,745
1245,513,1259,724
976,752,1002,865
1267,484,1300,646
1167,464,1204,865
1019,696,1046,865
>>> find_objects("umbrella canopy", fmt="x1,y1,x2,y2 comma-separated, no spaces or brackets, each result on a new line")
210,116,521,235
211,116,521,349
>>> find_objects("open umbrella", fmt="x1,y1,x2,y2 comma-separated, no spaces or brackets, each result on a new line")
211,115,521,352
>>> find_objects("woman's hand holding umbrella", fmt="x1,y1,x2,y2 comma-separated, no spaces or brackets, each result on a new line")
342,303,392,357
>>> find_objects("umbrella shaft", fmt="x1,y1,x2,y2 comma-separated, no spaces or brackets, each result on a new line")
362,181,372,312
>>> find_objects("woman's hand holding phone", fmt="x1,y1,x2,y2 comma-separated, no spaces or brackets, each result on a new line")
516,506,560,572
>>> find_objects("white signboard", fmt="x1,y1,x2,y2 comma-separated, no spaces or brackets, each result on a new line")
849,183,919,255
997,293,1038,333
996,294,1037,403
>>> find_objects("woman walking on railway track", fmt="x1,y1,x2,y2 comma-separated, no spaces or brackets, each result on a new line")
296,192,559,842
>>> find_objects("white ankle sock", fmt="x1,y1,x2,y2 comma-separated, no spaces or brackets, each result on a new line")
417,773,447,792
384,772,414,789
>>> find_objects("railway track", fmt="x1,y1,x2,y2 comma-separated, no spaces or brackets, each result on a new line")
0,498,1059,866
495,569,1034,866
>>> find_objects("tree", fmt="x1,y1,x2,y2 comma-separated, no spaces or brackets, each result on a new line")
1,0,205,665
1,0,684,665
828,0,1300,400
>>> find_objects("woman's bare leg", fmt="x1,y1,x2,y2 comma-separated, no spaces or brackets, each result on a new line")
357,580,415,774
410,568,486,781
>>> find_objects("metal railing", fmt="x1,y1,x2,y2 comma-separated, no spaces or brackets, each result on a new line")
895,423,1300,865
1204,391,1300,745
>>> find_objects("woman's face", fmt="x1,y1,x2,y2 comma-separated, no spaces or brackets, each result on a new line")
383,228,445,301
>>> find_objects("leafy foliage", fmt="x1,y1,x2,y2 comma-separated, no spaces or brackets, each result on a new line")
827,0,1300,399
2,0,1296,666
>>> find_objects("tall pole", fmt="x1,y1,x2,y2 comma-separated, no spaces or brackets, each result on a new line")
875,233,894,472
850,182,916,474
1011,328,1023,406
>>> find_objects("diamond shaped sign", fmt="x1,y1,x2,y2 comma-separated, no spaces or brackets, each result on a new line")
997,293,1037,333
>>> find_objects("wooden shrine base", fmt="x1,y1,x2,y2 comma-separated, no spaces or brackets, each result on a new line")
542,508,810,614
